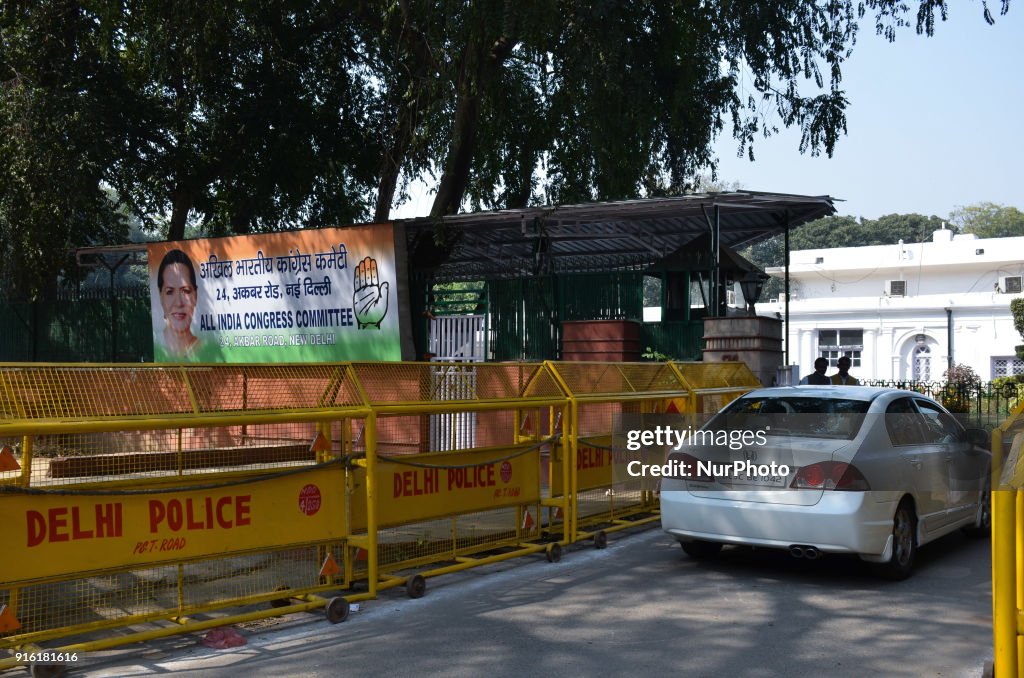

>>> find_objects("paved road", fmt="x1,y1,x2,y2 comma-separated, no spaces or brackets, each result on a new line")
76,526,993,678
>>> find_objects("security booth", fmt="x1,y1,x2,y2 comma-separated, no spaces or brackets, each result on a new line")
399,192,836,364
644,233,769,360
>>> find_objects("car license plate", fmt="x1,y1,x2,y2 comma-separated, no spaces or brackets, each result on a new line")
736,473,787,488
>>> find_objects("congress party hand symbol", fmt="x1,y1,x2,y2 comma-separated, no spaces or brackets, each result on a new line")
353,257,390,329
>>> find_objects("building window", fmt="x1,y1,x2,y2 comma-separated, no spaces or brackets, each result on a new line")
992,357,1024,378
818,329,863,367
912,344,931,381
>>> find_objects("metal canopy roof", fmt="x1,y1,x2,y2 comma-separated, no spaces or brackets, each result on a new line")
399,191,836,281
75,191,836,283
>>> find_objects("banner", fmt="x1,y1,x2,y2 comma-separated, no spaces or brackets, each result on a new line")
0,467,346,584
551,436,634,492
350,448,541,530
147,224,400,362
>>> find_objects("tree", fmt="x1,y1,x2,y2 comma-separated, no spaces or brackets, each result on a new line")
0,2,128,298
365,1,1016,219
3,1,384,250
860,214,946,244
108,1,382,240
942,362,981,413
1012,298,1024,360
1,0,1013,296
744,212,947,300
949,202,1024,238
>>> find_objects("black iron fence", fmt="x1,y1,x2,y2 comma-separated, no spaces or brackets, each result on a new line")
863,379,1021,430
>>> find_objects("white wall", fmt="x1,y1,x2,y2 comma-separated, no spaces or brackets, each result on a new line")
764,233,1024,381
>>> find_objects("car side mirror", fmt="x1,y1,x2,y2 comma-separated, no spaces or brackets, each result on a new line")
964,427,990,450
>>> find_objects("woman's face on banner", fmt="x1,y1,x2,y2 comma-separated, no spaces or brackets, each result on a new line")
160,263,197,333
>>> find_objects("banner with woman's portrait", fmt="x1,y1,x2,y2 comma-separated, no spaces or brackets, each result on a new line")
147,224,401,362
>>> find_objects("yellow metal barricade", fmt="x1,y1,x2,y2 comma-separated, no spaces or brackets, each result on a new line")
345,362,570,596
542,361,760,545
0,363,370,667
544,361,687,544
0,359,764,667
669,361,762,415
991,399,1024,677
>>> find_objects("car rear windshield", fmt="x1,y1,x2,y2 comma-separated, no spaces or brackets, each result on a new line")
707,397,871,440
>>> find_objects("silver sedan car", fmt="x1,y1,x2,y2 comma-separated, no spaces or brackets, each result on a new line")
659,386,991,579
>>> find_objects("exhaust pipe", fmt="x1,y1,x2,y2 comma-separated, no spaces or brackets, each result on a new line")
789,545,821,560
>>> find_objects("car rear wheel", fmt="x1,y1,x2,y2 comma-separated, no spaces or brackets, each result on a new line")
680,540,722,560
962,475,991,538
872,498,917,580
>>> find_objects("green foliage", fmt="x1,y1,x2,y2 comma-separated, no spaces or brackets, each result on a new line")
3,1,381,249
1012,298,1024,359
1,1,1013,294
1012,298,1024,340
431,281,486,315
949,202,1024,238
745,212,945,300
992,375,1024,398
863,214,947,245
0,3,129,298
992,375,1024,413
642,347,673,362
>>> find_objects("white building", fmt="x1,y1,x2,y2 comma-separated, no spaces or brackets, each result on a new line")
762,228,1024,382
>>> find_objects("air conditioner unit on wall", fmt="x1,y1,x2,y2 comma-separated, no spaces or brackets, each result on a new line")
885,280,906,297
999,275,1023,294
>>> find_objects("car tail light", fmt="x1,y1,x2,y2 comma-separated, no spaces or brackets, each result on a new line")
789,461,870,491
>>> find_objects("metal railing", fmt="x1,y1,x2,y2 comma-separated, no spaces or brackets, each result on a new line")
862,379,1019,430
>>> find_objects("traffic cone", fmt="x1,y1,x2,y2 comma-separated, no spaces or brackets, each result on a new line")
0,446,20,472
319,553,342,577
520,413,533,435
0,605,21,633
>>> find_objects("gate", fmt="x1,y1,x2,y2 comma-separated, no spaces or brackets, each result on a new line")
429,362,478,451
428,315,487,361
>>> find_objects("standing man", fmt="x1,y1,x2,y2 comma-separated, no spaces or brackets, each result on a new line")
830,356,860,385
799,357,830,385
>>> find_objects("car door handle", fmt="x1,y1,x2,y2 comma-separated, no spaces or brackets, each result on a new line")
906,457,922,468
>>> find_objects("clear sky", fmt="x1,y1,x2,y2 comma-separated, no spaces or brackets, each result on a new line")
714,6,1024,221
393,7,1023,222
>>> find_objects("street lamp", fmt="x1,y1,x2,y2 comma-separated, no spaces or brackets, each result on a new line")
739,271,770,316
